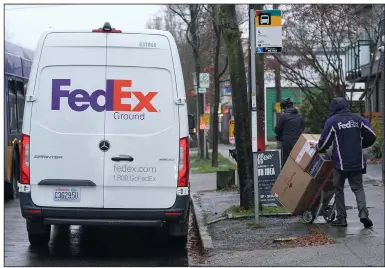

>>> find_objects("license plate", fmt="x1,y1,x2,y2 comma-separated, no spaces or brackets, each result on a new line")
54,187,81,202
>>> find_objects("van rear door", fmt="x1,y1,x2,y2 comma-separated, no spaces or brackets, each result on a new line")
103,33,179,209
29,32,106,208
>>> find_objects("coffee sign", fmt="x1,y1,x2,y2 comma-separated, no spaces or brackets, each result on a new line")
256,151,281,205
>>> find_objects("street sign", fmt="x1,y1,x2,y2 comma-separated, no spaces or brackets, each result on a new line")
199,73,210,88
255,9,282,53
198,87,207,93
200,113,210,130
256,151,281,206
229,120,235,144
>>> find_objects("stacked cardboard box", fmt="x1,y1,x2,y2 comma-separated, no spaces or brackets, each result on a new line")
272,134,334,215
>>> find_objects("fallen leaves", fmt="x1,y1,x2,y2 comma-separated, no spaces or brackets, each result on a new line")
281,226,336,248
367,158,383,164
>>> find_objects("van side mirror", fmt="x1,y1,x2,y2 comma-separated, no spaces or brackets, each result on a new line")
188,114,196,135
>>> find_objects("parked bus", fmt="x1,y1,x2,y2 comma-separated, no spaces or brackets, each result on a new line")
4,40,34,199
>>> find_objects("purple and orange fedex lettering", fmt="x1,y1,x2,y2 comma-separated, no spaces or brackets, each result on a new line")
51,79,158,112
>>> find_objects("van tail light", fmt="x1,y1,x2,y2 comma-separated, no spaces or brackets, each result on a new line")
20,134,30,184
178,137,190,187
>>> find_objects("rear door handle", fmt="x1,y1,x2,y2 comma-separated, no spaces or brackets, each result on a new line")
111,155,134,162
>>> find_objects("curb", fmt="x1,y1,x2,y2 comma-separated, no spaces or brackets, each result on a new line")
191,194,214,253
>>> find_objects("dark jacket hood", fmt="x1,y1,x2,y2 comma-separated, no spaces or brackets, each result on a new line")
330,97,350,116
284,107,298,114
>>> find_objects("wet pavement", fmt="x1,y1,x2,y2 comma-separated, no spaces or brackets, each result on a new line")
190,178,384,266
4,199,189,267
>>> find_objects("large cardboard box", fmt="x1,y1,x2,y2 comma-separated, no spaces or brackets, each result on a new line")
307,153,334,180
290,134,321,171
272,157,320,215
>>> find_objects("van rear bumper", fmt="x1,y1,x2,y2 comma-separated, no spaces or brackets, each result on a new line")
19,192,190,227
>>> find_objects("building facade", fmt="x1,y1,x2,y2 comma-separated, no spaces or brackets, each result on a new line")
344,4,384,115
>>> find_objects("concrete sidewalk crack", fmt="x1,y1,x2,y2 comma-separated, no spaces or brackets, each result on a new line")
343,240,370,266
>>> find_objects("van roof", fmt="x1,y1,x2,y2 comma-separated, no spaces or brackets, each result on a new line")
40,29,174,37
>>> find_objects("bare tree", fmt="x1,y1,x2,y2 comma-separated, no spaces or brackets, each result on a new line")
220,4,254,210
168,4,207,159
267,4,383,120
201,5,229,167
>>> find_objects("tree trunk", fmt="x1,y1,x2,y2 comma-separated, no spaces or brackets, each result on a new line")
220,4,254,210
211,5,221,167
189,4,205,159
253,4,266,152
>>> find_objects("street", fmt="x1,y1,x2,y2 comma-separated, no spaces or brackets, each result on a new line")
4,199,189,267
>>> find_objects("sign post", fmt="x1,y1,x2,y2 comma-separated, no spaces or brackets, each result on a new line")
249,7,260,224
255,9,282,53
199,73,210,156
250,6,282,224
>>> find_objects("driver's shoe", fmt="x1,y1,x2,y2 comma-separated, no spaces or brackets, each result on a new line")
359,211,373,228
331,217,347,227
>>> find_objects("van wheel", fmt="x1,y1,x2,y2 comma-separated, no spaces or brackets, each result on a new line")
27,221,51,247
169,234,188,248
168,210,189,248
28,231,51,247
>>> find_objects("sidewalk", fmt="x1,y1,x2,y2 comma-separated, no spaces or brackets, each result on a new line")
190,145,384,266
191,183,384,266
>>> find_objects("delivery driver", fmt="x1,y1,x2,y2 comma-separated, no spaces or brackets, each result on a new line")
310,97,376,228
274,98,305,167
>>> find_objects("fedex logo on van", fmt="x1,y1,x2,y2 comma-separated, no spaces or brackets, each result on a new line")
51,79,158,112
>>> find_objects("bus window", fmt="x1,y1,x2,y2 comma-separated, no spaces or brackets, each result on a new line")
16,81,25,131
7,79,18,134
9,95,17,134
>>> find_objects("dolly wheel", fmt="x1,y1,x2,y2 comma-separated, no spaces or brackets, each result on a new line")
302,209,315,224
323,206,336,223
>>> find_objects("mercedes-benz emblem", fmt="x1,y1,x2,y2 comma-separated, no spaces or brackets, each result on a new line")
99,140,110,152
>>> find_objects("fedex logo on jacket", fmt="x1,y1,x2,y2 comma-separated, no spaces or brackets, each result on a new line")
51,79,158,112
337,120,359,130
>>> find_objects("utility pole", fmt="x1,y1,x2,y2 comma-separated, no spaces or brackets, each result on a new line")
273,4,281,104
249,5,260,224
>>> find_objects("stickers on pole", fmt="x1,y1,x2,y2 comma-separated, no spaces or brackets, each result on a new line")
251,111,258,152
255,9,282,53
200,113,210,130
252,92,257,109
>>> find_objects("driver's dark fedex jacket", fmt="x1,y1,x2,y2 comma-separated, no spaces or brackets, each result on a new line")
316,98,377,171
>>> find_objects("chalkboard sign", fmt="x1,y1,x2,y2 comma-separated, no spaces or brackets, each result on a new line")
256,150,281,205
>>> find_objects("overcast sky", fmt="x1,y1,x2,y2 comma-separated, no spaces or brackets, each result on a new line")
5,4,162,50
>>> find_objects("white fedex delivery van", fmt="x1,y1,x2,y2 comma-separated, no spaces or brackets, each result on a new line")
19,23,195,247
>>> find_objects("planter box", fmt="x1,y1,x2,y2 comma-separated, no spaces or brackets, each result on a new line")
216,170,236,190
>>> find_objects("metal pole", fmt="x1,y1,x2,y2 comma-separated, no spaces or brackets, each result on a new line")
381,6,385,183
249,6,259,224
203,92,207,157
